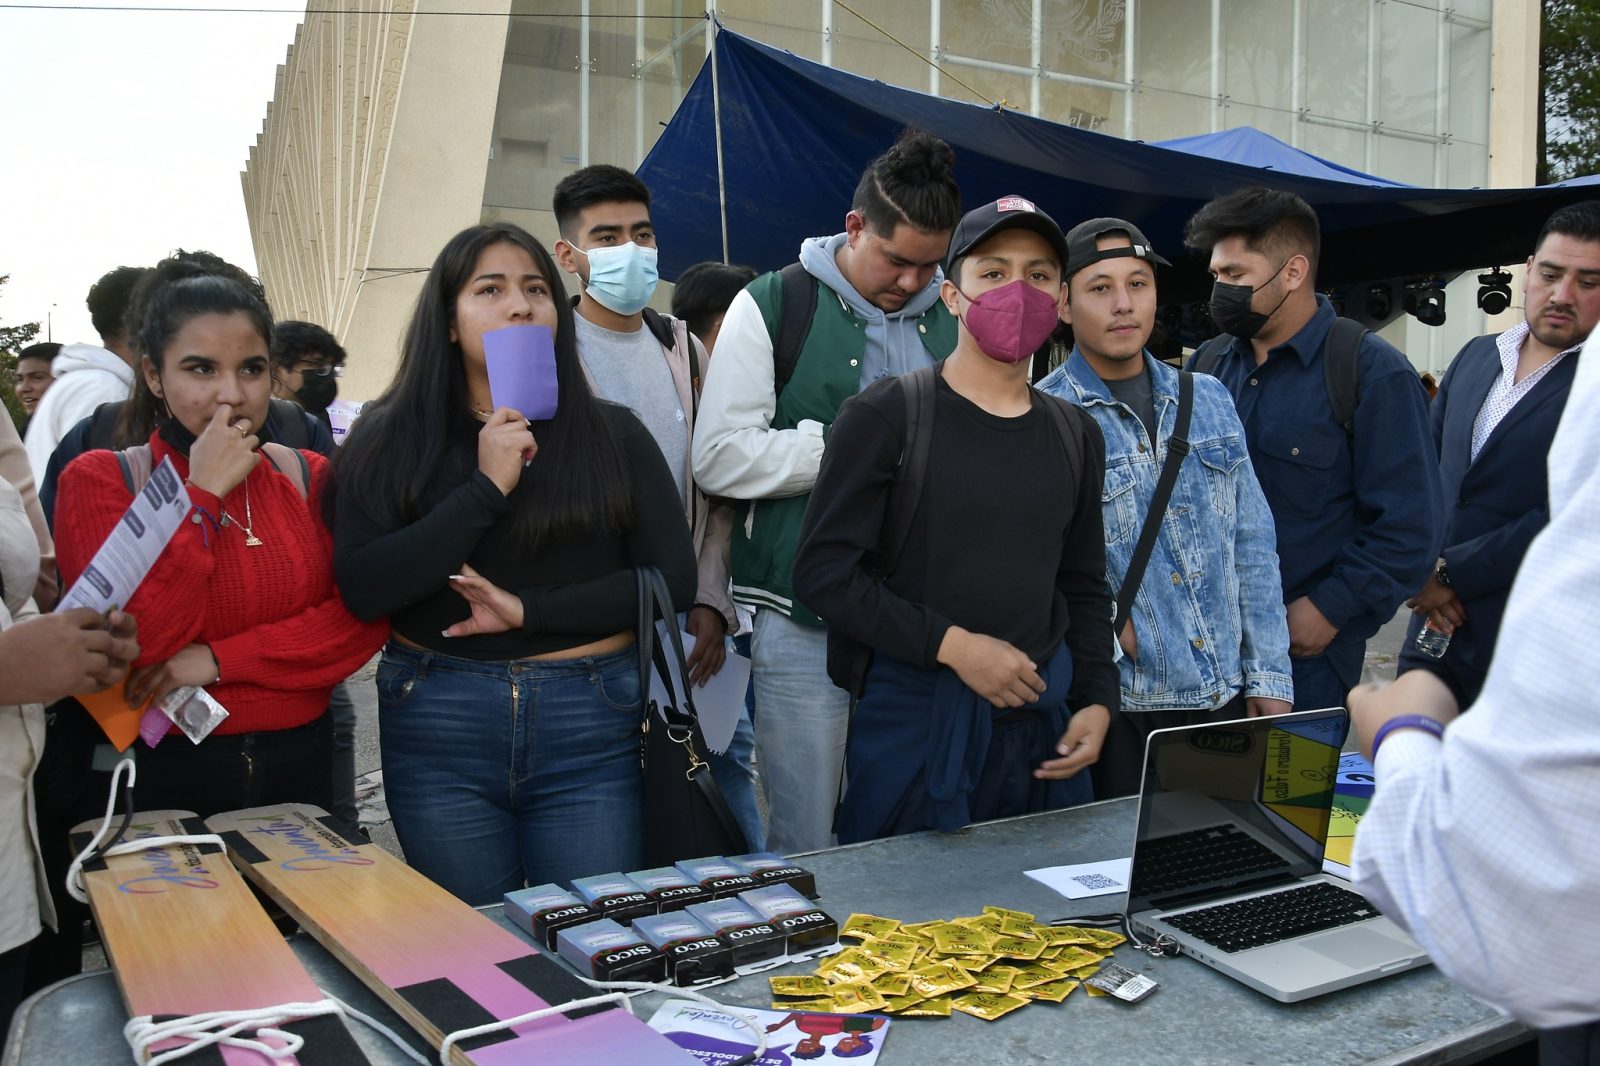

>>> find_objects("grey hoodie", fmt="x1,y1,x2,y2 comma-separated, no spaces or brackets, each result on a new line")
799,234,946,391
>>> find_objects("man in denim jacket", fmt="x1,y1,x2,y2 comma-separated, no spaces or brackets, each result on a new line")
1037,218,1293,797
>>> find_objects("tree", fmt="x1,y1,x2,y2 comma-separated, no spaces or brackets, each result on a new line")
0,276,40,430
1540,0,1600,184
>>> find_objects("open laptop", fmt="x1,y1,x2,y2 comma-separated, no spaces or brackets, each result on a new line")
1125,707,1430,1002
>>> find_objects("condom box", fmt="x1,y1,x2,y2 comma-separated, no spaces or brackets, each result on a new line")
503,884,601,949
631,912,735,986
570,872,656,924
684,898,785,968
738,885,839,955
673,856,758,898
556,918,667,984
627,867,712,912
728,852,819,900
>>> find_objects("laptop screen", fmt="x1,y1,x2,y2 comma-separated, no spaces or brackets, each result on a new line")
1126,708,1349,914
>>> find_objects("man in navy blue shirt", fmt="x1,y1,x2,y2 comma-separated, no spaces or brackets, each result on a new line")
1184,188,1441,711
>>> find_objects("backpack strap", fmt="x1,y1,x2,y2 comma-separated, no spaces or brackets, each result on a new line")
875,366,938,576
773,262,819,400
267,397,313,450
1323,317,1366,436
1113,371,1194,632
259,443,310,501
642,306,676,350
1037,392,1086,493
1189,333,1233,376
115,445,155,497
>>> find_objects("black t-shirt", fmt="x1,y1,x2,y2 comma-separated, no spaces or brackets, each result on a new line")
1105,364,1158,447
794,373,1119,713
333,402,696,660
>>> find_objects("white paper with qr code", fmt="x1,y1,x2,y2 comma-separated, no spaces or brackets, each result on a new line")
1024,857,1132,899
55,456,191,615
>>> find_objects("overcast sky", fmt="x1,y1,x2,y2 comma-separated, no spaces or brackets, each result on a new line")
0,0,303,347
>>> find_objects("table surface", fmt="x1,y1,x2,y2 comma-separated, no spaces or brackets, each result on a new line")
4,797,1529,1066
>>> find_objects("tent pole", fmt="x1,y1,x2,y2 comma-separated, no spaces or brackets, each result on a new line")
709,5,730,263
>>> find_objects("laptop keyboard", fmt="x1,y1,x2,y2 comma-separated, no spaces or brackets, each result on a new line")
1163,881,1381,953
1133,825,1292,896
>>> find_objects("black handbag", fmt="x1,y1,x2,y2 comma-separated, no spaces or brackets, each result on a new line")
636,567,749,866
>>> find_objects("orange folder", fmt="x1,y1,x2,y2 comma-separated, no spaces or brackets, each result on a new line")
76,686,153,751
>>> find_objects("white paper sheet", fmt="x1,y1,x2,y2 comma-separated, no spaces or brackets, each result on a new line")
1024,857,1133,899
57,456,191,614
647,625,750,755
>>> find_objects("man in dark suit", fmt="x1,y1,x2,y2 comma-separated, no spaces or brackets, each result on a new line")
1401,201,1600,705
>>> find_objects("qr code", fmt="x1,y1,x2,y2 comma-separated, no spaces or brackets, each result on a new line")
1071,873,1120,890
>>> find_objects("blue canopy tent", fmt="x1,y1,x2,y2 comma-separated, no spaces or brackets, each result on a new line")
638,28,1598,308
1152,128,1411,188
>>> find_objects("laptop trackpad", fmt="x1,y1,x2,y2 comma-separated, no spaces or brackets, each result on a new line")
1301,927,1412,969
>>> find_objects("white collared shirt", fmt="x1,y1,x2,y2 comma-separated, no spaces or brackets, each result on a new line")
1469,321,1581,461
1355,327,1600,1030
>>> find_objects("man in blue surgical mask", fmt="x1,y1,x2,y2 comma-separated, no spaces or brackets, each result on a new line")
553,165,762,850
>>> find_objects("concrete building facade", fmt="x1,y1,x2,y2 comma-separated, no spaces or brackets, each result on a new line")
245,0,1540,402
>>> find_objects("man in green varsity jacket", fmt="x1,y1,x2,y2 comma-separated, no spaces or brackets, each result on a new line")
691,129,961,853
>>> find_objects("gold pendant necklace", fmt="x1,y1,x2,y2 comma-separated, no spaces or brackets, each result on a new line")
220,480,263,547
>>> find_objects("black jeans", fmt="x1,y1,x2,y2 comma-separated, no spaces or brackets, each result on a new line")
130,711,334,817
1091,693,1250,800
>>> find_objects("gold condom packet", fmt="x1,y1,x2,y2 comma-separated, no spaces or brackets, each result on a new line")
896,995,954,1017
951,991,1032,1021
828,981,890,1014
1078,927,1129,950
871,971,913,997
1049,945,1109,970
855,936,920,972
1000,917,1040,938
1010,963,1066,989
1041,924,1101,946
969,966,1018,994
881,992,928,1013
879,931,926,949
1085,984,1109,997
773,996,838,1011
931,926,994,957
909,961,978,998
953,913,1007,938
982,905,1035,924
841,913,902,941
769,974,832,997
989,935,1048,961
899,920,943,940
1020,977,1080,1003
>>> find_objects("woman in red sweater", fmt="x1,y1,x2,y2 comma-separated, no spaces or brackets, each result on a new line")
54,256,387,818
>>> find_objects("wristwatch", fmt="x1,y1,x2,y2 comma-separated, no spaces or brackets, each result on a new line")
1434,559,1452,589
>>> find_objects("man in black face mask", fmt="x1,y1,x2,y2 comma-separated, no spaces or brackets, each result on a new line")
1183,187,1441,712
269,320,346,425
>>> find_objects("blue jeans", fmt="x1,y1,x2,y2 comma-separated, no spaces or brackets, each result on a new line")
376,641,644,906
750,610,849,854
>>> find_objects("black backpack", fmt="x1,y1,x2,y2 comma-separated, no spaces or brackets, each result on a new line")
1190,317,1367,435
823,365,1087,698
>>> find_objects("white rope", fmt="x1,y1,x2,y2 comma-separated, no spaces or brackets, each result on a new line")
125,995,432,1066
64,753,135,903
435,976,768,1065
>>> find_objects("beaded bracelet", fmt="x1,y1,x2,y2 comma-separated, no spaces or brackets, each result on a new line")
1371,714,1445,758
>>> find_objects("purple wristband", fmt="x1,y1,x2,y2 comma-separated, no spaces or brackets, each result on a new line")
1371,714,1445,758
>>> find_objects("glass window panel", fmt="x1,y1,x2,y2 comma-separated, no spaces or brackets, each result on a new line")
1041,0,1126,83
1040,79,1120,133
485,13,581,216
1134,83,1212,141
936,61,1032,110
1221,102,1294,143
1299,121,1366,173
940,0,1035,68
718,0,821,61
1447,20,1491,147
1221,0,1292,110
1445,140,1488,188
1376,0,1439,134
1373,132,1435,187
1304,0,1368,123
1135,0,1210,96
832,3,934,91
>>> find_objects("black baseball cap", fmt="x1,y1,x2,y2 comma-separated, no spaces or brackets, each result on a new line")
945,195,1069,276
1063,217,1171,280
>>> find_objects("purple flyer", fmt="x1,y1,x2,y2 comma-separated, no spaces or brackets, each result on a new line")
484,324,559,420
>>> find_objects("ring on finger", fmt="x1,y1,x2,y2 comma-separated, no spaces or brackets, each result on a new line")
236,422,250,438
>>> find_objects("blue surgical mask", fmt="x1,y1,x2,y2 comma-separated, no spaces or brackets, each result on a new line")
584,243,659,315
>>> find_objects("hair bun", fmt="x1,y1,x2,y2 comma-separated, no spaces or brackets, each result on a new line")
886,128,957,184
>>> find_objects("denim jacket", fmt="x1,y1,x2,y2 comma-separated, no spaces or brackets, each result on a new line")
1037,350,1293,710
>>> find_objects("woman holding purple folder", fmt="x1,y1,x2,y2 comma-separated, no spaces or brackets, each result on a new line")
332,223,695,905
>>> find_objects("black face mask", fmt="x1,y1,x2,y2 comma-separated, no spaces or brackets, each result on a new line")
1209,259,1292,340
294,371,338,414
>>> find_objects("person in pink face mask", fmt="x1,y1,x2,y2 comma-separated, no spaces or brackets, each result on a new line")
793,197,1117,843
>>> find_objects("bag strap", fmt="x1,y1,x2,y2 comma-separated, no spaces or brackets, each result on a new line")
1114,371,1194,632
1323,317,1366,436
872,366,938,576
1190,334,1232,376
773,262,818,400
267,397,313,450
115,444,155,497
1038,392,1086,493
260,443,310,501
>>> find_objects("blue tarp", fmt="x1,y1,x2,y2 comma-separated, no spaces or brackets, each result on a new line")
639,30,1598,300
1152,128,1411,188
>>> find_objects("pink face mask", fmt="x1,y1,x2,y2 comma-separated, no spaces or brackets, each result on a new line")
956,280,1061,364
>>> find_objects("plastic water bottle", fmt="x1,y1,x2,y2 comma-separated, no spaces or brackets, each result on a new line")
1414,619,1451,659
